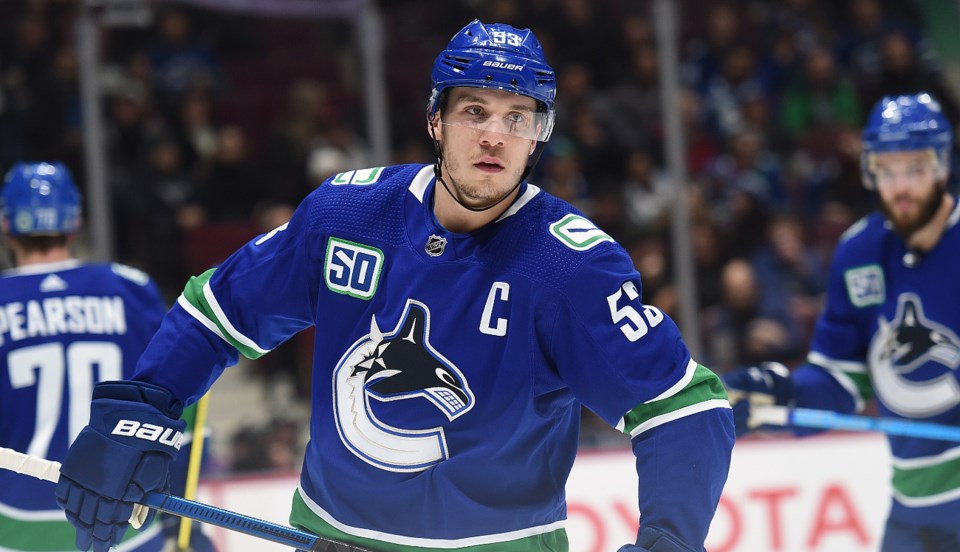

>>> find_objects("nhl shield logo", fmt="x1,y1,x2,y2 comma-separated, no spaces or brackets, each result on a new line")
425,234,447,257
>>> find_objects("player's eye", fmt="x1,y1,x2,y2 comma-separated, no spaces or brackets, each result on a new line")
507,112,526,124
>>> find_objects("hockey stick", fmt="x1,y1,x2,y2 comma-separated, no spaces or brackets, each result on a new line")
0,446,374,552
751,405,960,442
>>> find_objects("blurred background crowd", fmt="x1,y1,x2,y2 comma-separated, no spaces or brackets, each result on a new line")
3,0,960,473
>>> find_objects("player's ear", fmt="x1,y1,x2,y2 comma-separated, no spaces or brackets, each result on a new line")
529,141,536,155
427,113,442,140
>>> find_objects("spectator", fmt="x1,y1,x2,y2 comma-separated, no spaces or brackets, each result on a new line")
627,236,672,306
594,44,662,152
538,136,592,214
191,125,262,224
174,89,220,170
751,214,827,344
266,79,326,205
622,149,673,237
678,88,721,177
2,13,60,162
306,120,371,187
781,45,861,144
131,135,196,297
858,31,960,125
149,7,222,104
552,61,595,139
689,218,728,311
702,258,803,372
546,0,618,85
835,0,923,82
765,0,836,55
684,2,745,95
700,43,765,140
105,82,163,187
728,128,785,208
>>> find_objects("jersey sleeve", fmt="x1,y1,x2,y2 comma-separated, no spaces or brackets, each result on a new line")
133,194,324,404
547,245,734,546
791,362,859,430
804,238,875,412
548,246,729,427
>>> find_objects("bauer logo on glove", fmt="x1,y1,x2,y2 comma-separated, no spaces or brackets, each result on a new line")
111,420,184,449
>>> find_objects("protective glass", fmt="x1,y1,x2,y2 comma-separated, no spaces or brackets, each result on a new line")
440,106,555,142
866,150,944,188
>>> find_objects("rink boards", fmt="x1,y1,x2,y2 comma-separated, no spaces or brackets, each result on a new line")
194,431,890,552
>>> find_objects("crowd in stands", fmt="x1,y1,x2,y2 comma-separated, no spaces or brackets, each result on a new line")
3,0,959,467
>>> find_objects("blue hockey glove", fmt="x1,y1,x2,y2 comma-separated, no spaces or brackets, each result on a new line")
618,527,698,551
722,362,794,436
55,380,186,552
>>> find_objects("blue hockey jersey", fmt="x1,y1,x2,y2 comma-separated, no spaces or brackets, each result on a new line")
796,201,960,526
133,164,734,551
0,260,166,551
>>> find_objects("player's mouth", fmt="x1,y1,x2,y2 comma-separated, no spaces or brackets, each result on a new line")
893,198,916,212
474,157,504,173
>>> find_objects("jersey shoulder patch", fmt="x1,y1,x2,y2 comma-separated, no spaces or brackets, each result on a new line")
548,214,613,251
329,166,385,186
110,263,151,286
843,264,885,307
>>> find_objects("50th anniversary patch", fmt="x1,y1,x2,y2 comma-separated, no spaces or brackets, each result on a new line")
325,237,384,300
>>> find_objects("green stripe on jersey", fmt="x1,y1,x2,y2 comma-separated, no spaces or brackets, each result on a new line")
0,510,157,551
0,513,76,551
848,371,874,402
290,491,569,552
893,451,960,502
619,363,729,436
182,269,266,359
844,372,873,401
834,370,874,404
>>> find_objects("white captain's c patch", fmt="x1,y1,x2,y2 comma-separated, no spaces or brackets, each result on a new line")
548,214,613,251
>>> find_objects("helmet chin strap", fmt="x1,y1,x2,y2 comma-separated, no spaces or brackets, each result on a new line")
429,122,544,213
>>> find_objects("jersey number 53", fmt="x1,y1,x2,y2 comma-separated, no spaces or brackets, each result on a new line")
607,281,663,341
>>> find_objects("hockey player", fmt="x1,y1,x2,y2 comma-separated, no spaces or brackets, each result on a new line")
0,162,213,551
55,20,734,552
725,92,960,551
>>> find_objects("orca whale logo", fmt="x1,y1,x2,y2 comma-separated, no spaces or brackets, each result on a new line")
868,293,960,417
332,299,475,471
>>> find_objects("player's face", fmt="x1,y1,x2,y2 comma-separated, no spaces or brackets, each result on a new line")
433,87,538,208
871,149,945,236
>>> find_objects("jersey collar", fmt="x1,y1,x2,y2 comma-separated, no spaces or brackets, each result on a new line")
1,259,82,277
404,165,540,261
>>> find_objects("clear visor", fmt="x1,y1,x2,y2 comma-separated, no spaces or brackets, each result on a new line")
440,107,554,142
864,149,945,187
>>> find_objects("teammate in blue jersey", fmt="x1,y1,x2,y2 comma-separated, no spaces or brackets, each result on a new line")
0,162,213,552
55,20,734,552
725,92,960,551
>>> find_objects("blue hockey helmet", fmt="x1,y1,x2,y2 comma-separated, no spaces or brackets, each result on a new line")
1,162,82,236
427,19,556,142
861,92,953,188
